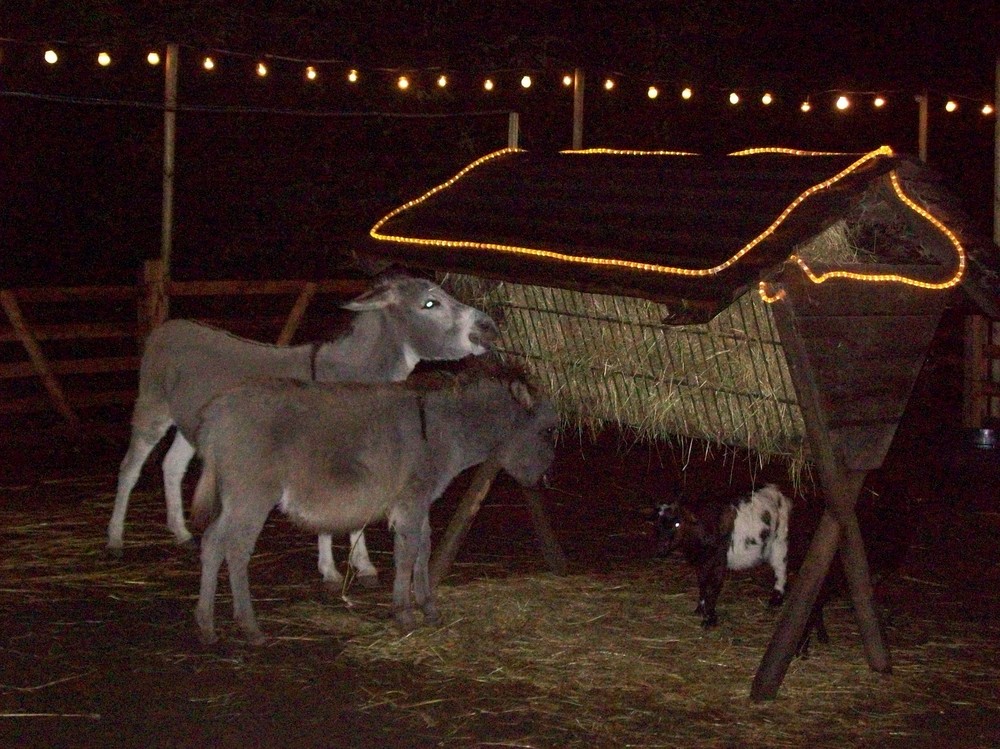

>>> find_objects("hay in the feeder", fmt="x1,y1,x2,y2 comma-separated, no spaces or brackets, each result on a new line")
443,219,883,483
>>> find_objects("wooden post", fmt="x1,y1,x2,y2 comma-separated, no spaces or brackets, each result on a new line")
160,42,179,310
277,282,317,345
0,290,79,425
430,459,502,587
141,259,169,336
572,68,585,150
916,92,928,163
507,112,520,149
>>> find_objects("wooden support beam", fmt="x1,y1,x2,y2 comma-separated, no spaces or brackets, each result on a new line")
430,461,570,587
754,291,890,700
522,487,569,576
0,290,79,425
277,282,317,345
430,459,502,587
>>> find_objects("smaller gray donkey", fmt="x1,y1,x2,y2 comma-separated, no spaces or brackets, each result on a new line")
190,360,558,644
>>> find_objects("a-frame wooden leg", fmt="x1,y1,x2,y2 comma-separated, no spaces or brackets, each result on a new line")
751,468,890,700
430,460,569,587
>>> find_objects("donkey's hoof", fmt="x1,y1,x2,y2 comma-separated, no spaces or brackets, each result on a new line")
198,630,218,646
393,610,418,634
178,537,199,554
768,591,785,608
106,545,124,560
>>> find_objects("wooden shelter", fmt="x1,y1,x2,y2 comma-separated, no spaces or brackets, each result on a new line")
362,145,1000,700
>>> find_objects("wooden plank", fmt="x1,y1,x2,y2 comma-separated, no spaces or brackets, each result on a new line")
167,278,367,299
522,487,569,575
0,291,79,425
963,314,989,428
8,286,135,304
0,356,140,379
0,321,139,343
0,388,136,415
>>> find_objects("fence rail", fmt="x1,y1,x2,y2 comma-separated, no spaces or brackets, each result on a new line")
0,260,368,422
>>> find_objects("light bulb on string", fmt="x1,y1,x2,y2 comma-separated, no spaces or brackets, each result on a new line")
729,92,740,105
681,87,693,100
521,75,532,89
347,69,359,83
562,74,573,86
305,66,317,81
647,86,659,99
483,78,494,91
836,95,850,110
945,100,958,112
437,74,447,88
44,49,58,64
983,103,995,115
256,62,268,77
97,51,111,67
873,96,886,108
603,78,615,91
801,99,812,112
397,75,409,90
203,56,215,71
147,51,161,65
761,92,773,105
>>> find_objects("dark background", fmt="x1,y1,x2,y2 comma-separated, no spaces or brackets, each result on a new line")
2,1,997,285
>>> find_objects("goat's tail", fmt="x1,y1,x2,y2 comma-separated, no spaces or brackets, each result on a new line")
190,450,221,531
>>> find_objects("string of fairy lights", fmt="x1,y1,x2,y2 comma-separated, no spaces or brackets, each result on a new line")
2,38,995,117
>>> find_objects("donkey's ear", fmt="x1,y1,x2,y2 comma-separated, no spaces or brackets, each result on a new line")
342,277,401,311
509,380,535,410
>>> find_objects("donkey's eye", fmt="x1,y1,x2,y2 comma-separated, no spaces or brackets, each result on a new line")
422,299,439,309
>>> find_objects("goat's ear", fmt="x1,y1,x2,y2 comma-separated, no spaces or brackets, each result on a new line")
509,380,535,410
719,505,737,536
342,277,401,311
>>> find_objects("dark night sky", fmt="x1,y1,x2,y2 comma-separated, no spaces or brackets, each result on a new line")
1,1,997,284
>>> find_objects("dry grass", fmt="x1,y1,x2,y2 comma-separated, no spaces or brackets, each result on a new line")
2,476,997,748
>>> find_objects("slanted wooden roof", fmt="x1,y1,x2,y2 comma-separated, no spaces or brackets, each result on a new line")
367,146,992,323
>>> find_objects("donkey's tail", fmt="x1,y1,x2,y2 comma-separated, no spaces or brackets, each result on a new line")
190,450,221,531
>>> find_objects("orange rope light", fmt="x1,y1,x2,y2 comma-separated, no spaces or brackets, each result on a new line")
371,145,965,294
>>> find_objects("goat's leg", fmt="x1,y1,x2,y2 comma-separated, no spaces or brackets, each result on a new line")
225,509,270,646
697,550,729,628
195,515,227,645
391,522,420,633
412,515,439,625
768,535,790,608
107,415,172,554
162,433,197,549
347,530,379,587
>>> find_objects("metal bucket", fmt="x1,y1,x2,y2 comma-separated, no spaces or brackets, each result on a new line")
965,427,998,451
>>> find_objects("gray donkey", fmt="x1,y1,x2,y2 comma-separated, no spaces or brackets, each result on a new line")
107,273,498,588
191,361,558,644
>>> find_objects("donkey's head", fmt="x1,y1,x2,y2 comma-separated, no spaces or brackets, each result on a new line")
343,273,499,362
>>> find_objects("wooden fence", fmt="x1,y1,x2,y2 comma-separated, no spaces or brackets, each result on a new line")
0,260,367,423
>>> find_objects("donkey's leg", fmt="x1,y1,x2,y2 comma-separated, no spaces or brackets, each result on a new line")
317,534,345,587
347,530,379,587
107,412,173,554
162,433,197,548
391,519,421,633
195,515,227,645
411,515,439,625
226,507,270,646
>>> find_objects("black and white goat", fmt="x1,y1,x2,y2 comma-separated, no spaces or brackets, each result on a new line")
655,484,792,628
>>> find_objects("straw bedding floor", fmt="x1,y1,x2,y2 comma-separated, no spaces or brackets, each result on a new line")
1,314,998,748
